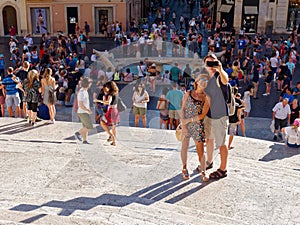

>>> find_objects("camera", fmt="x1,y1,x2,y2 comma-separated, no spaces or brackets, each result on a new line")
206,61,219,67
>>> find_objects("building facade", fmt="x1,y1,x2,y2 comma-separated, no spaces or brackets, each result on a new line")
209,0,299,34
0,0,127,36
1,0,300,36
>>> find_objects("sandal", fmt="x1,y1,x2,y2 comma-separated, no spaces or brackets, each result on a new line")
107,136,112,142
209,169,227,180
110,136,116,146
206,161,213,170
181,169,189,180
201,171,209,182
194,165,201,173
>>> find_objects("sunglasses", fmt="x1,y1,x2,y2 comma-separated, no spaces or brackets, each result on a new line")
199,78,209,83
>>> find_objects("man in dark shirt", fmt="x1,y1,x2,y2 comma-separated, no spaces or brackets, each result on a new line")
84,21,90,41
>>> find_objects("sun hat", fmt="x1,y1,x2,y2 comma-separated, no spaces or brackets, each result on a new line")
293,120,300,126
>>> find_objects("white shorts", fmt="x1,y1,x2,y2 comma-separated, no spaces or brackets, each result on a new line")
5,93,20,108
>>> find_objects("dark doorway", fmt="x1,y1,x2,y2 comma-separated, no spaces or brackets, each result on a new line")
67,7,78,35
3,6,17,35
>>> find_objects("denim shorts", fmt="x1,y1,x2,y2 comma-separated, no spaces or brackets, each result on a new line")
5,93,20,107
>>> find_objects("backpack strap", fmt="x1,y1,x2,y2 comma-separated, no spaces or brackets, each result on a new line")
216,75,229,103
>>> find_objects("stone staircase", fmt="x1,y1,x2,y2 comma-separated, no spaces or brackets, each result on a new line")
0,118,299,225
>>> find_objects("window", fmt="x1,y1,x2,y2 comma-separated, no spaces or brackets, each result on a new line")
30,8,50,34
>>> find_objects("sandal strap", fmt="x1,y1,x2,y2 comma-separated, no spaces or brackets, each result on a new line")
182,169,189,178
195,165,201,173
217,169,227,176
210,169,227,179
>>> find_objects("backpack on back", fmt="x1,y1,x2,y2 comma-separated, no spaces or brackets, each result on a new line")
216,76,236,116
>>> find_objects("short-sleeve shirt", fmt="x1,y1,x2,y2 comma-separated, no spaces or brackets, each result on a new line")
204,73,228,119
77,88,90,113
166,89,183,110
286,62,295,75
272,102,291,120
238,39,246,50
2,75,19,95
170,67,181,82
270,57,278,68
282,93,294,104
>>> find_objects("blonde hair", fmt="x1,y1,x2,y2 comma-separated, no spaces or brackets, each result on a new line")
27,69,39,88
23,61,30,70
43,68,53,81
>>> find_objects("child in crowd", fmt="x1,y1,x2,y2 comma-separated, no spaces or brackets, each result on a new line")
163,70,170,83
243,84,253,117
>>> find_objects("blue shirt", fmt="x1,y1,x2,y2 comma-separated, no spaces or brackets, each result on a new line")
286,62,295,76
238,39,246,50
2,75,19,95
282,93,294,104
225,67,233,78
166,89,183,110
0,59,4,69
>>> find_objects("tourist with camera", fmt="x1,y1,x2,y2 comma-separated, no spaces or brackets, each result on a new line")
203,53,229,180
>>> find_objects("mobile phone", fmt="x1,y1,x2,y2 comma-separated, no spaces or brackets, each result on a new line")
206,61,219,67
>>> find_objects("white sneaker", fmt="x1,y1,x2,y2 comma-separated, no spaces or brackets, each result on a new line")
262,93,269,96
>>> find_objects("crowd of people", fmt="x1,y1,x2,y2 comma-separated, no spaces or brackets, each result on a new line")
1,0,300,185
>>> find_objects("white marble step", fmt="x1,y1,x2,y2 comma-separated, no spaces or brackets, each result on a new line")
0,209,113,225
0,220,27,225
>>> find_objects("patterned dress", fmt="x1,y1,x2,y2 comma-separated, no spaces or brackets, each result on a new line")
184,92,205,142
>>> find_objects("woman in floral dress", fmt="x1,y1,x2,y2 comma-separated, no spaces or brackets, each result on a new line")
180,73,210,182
